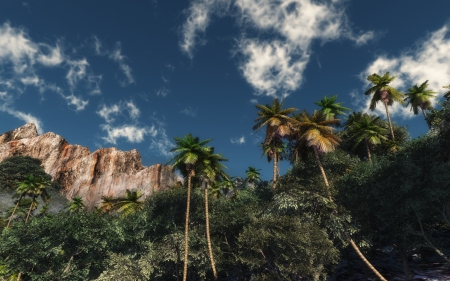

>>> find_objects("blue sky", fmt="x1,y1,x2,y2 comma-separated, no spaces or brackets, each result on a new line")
1,0,450,180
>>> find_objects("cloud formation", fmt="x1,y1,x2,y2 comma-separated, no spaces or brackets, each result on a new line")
231,135,245,144
109,42,135,86
180,0,375,97
180,106,197,117
357,23,450,119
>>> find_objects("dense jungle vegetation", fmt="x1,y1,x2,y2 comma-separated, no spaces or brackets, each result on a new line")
1,73,450,280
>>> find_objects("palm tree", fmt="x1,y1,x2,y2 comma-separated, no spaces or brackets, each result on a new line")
24,176,51,223
291,110,340,200
114,190,144,217
253,98,297,188
346,114,388,164
7,175,50,227
365,72,405,141
167,134,212,281
314,95,350,122
67,196,85,213
292,110,387,280
245,166,261,189
99,196,118,214
197,149,228,280
404,80,436,129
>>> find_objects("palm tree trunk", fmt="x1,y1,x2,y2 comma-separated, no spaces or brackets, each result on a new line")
204,186,218,280
365,139,372,165
313,147,387,280
7,195,23,228
183,173,193,281
273,150,277,189
16,272,22,281
313,146,332,201
384,100,395,141
421,107,431,130
349,239,387,281
25,196,36,223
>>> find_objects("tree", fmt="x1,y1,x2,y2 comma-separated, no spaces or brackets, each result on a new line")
346,114,388,164
67,196,85,213
291,110,387,280
245,166,261,189
253,98,297,188
23,175,51,223
314,95,350,122
197,149,228,280
166,134,212,281
6,175,50,227
0,156,54,190
443,85,450,99
113,190,144,217
404,80,436,129
365,72,405,141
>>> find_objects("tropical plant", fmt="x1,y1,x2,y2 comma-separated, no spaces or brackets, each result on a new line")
23,176,51,223
245,166,261,189
166,134,212,281
365,72,405,141
113,190,144,217
253,98,297,188
99,196,118,214
291,110,387,280
314,95,350,122
197,149,228,280
67,196,85,213
346,114,388,164
404,80,436,129
443,85,450,99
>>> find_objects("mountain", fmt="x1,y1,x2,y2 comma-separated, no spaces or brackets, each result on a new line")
0,123,179,210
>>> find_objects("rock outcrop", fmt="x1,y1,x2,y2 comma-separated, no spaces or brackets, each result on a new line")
0,124,179,210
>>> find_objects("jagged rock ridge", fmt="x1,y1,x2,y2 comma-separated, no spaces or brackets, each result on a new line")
0,123,178,210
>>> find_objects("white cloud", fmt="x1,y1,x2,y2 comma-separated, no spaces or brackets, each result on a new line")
149,127,175,157
180,0,374,97
231,135,245,145
358,23,450,119
65,94,89,111
155,87,170,97
66,59,89,88
126,101,140,119
100,124,157,144
249,98,258,104
36,43,64,66
109,42,135,86
238,39,308,97
97,100,141,123
0,93,43,133
180,106,197,117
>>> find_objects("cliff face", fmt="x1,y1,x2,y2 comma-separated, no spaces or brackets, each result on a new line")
0,124,178,210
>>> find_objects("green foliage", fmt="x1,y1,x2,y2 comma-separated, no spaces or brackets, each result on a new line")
0,156,58,190
0,212,121,280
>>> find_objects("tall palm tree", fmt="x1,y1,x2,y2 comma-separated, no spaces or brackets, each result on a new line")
24,176,51,223
346,114,388,164
253,98,297,188
314,95,350,122
291,110,340,200
99,196,118,214
197,149,228,280
404,80,436,129
365,72,405,141
245,166,261,189
6,177,33,228
292,110,387,280
167,134,212,281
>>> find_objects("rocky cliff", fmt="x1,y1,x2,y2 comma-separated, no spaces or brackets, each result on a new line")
0,123,179,210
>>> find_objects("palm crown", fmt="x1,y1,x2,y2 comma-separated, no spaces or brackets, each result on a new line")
314,95,350,120
365,72,405,110
404,80,436,114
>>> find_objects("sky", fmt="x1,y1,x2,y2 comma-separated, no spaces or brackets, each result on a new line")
1,0,450,181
